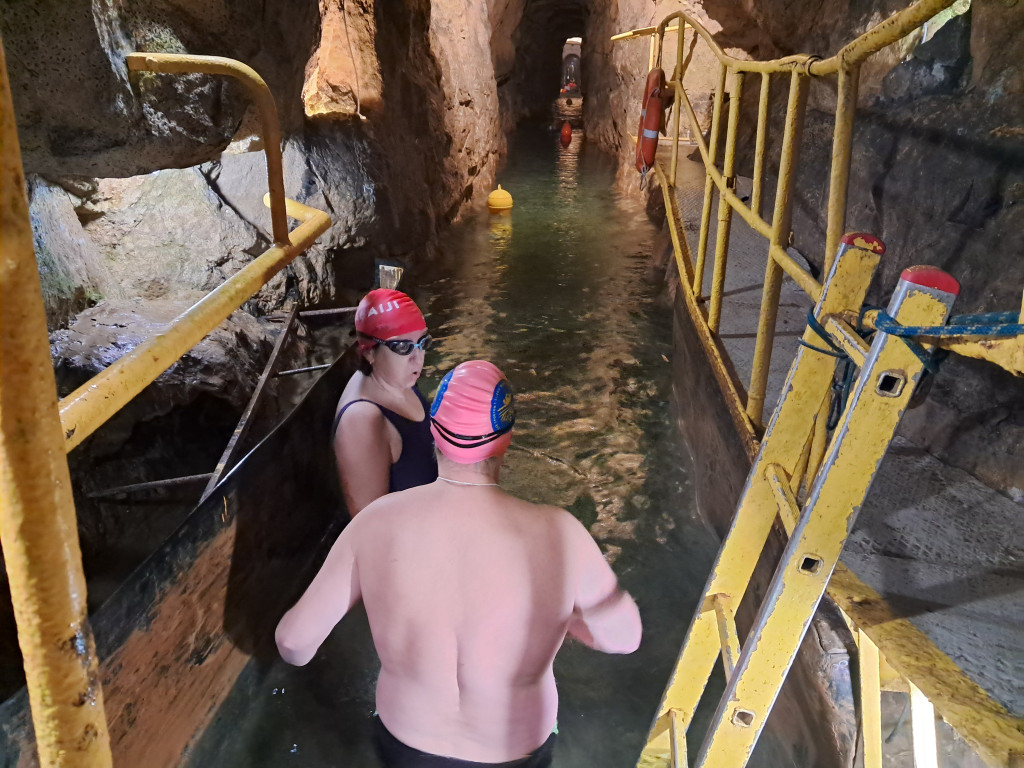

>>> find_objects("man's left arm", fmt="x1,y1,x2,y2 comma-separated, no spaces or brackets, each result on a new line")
275,525,362,666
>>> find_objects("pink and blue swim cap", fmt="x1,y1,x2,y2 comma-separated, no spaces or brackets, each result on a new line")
430,361,516,464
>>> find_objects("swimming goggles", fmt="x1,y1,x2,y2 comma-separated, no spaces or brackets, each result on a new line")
368,333,434,355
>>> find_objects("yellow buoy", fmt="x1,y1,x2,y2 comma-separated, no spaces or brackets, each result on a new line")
487,184,513,213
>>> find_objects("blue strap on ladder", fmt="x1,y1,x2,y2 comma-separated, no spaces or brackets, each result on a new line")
871,310,1024,339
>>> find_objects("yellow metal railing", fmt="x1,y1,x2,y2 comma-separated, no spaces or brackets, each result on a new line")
615,2,1024,767
1,40,112,768
620,0,979,432
60,53,331,451
0,47,330,766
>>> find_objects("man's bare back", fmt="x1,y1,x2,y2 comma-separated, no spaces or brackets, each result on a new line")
276,361,641,764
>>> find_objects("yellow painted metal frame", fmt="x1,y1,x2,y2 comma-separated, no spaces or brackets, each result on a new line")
637,238,882,765
1,39,113,768
617,0,963,436
0,47,330,766
616,2,1024,766
693,277,956,768
59,54,331,451
126,53,290,246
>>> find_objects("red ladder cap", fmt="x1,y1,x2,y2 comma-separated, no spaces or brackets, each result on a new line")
841,232,886,254
900,266,961,296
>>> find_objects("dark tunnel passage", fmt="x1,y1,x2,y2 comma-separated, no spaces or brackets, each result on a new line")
502,0,587,118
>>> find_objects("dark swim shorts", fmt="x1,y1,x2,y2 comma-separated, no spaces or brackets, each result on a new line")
372,716,556,768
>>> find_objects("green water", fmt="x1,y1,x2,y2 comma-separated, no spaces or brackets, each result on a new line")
187,126,721,767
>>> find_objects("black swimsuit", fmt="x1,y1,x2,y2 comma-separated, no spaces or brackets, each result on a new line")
372,716,556,768
332,386,437,492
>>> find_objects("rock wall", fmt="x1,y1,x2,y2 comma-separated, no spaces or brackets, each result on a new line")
5,0,510,335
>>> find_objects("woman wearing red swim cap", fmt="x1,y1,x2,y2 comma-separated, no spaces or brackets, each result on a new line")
331,289,437,516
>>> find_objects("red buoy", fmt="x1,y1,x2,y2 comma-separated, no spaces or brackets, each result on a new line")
635,68,665,174
560,122,572,147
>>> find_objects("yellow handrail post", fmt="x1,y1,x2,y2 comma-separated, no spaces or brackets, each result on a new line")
668,23,687,184
708,69,744,332
125,53,290,246
0,39,113,768
751,73,770,219
910,682,940,768
746,69,808,427
859,630,884,768
694,62,727,297
823,62,862,274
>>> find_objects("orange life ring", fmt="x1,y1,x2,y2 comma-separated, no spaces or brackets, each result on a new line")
635,68,665,173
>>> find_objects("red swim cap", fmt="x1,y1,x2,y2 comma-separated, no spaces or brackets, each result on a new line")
430,361,516,464
354,289,426,350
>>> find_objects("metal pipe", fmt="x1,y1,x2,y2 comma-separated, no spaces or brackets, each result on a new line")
299,306,358,318
768,244,822,303
708,70,744,332
650,11,813,75
678,85,773,239
859,631,884,768
617,2,956,78
125,53,290,245
610,23,680,42
653,162,759,458
694,62,727,298
275,363,333,377
823,63,861,274
202,306,299,501
669,22,688,183
808,0,958,76
0,40,113,768
59,197,331,451
88,474,214,500
751,73,770,218
746,70,808,426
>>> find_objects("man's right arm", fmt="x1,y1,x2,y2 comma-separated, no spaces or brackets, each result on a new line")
566,516,642,654
275,521,363,665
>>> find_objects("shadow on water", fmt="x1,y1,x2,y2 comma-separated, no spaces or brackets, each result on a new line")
187,125,723,767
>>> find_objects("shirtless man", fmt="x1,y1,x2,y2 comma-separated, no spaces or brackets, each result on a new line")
276,360,642,766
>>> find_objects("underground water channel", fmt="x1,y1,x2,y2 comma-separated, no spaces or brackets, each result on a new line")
186,123,742,767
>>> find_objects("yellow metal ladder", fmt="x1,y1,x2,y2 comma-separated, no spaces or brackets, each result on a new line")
638,235,964,767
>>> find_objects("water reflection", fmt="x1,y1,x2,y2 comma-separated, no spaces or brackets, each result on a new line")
488,211,513,252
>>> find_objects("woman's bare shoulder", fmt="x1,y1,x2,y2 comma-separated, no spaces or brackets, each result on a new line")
334,399,388,442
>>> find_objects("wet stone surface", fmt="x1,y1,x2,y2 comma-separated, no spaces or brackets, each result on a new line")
186,126,724,767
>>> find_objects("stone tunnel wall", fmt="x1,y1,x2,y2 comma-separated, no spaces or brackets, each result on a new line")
3,0,508,329
0,0,513,704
